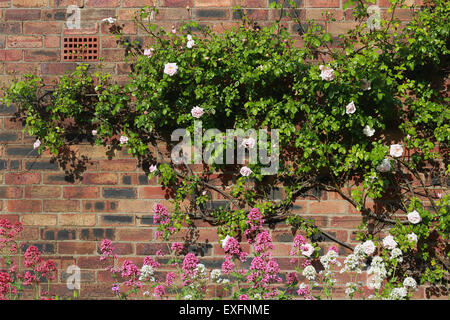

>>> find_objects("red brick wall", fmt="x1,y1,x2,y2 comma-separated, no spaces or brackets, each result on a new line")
0,0,433,299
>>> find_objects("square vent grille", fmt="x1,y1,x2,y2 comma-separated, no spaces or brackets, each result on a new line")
62,36,99,61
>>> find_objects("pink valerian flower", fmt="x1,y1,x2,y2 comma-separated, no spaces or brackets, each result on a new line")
239,294,249,300
302,259,311,267
155,249,164,256
286,272,298,285
100,239,117,261
166,272,177,286
222,236,248,262
0,272,16,300
23,271,36,286
121,260,140,278
182,253,199,277
0,219,23,251
153,285,166,298
119,135,128,145
112,284,120,295
221,256,234,275
319,65,335,81
171,242,184,254
154,203,170,225
24,246,42,268
328,245,339,254
143,256,161,269
244,208,264,244
297,283,313,300
254,230,274,256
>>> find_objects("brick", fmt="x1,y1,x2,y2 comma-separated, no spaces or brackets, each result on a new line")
13,0,47,7
5,63,40,74
0,186,22,198
42,229,77,240
59,242,96,254
195,9,229,20
0,0,11,8
43,173,78,184
82,200,118,212
63,186,100,199
103,187,136,199
5,9,41,21
0,50,22,61
232,0,267,7
82,173,118,185
5,146,39,157
24,186,61,198
0,132,19,142
40,63,78,74
196,0,230,6
116,228,153,241
161,0,192,7
77,256,112,269
24,22,61,34
43,200,79,212
49,0,84,6
309,200,347,214
5,172,41,184
118,199,158,213
139,186,175,199
136,243,170,256
99,159,137,171
305,0,339,7
25,160,59,170
0,23,22,34
122,0,156,7
329,216,363,229
100,214,134,225
111,243,134,255
59,214,96,226
80,228,114,240
63,22,98,35
43,36,60,48
22,214,57,226
85,0,120,7
24,49,60,62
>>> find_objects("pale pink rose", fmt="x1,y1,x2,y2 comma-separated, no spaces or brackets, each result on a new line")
258,65,263,71
362,240,376,255
149,164,157,173
361,79,371,91
186,40,195,48
204,56,209,60
202,190,207,196
301,243,314,257
437,192,443,199
119,135,128,145
319,65,335,81
164,63,178,76
144,48,154,57
33,139,41,149
241,137,256,149
389,144,403,158
191,106,204,118
171,26,176,34
345,101,356,114
382,235,397,250
376,158,391,172
92,130,97,136
240,166,252,177
407,210,421,224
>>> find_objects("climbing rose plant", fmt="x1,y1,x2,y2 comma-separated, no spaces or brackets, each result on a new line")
1,0,449,297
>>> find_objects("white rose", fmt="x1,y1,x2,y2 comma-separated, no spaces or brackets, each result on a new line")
362,240,376,255
319,65,335,81
407,232,418,243
389,144,403,158
382,235,398,250
300,243,314,257
241,137,256,149
191,106,204,118
376,158,391,172
363,125,375,137
240,166,252,177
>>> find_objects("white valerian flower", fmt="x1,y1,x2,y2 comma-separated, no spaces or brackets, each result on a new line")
389,144,403,158
240,166,253,177
389,287,408,300
194,263,207,279
362,240,376,255
376,158,391,172
382,235,398,250
191,106,204,118
391,248,403,262
302,265,316,281
164,62,178,76
210,269,222,281
407,210,422,224
102,17,117,24
403,277,417,289
241,137,256,149
363,125,375,137
341,254,363,273
139,265,155,282
407,232,418,243
367,256,387,290
221,235,232,248
219,278,230,284
345,101,356,114
184,294,193,300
